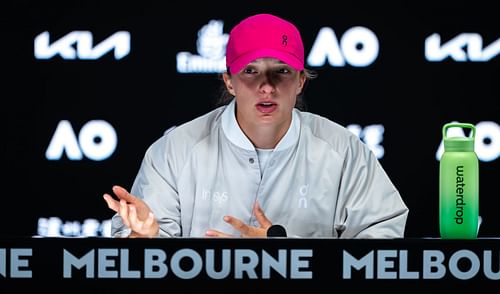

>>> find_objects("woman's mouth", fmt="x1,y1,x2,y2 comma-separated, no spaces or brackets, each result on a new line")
256,102,277,113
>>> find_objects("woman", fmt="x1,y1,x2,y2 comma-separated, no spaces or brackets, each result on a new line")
103,13,409,238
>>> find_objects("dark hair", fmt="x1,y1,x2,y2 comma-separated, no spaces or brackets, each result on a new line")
214,69,317,111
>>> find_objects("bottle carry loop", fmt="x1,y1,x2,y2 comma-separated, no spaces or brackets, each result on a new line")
442,123,476,152
443,122,476,140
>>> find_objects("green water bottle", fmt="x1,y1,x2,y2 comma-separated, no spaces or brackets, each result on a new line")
439,122,479,239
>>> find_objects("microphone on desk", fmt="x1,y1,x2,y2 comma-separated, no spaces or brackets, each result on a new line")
267,224,287,237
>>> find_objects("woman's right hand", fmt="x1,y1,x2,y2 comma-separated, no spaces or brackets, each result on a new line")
103,185,159,238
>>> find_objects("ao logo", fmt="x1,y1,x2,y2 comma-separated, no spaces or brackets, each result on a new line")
45,120,117,161
307,26,379,67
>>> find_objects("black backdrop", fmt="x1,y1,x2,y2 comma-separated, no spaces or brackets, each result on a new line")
2,1,498,238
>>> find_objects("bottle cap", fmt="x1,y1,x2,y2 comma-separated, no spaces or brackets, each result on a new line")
442,122,476,152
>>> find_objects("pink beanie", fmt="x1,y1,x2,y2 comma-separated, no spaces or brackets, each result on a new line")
225,13,304,74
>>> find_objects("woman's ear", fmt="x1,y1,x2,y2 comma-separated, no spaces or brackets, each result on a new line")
296,73,306,95
223,73,236,96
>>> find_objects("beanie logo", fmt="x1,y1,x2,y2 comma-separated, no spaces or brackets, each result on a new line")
282,34,288,46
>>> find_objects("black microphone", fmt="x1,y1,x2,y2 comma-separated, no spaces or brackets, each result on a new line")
267,224,287,237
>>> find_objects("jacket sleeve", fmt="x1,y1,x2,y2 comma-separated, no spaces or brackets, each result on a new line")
335,136,409,238
111,133,182,238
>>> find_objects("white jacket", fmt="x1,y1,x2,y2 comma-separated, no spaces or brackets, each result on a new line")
111,99,409,238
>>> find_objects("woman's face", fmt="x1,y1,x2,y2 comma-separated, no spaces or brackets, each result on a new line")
223,58,305,134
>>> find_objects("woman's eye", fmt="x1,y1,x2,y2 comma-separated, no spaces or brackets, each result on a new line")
243,68,256,74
